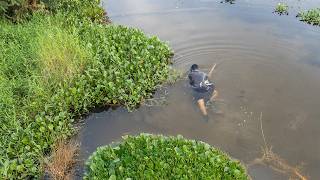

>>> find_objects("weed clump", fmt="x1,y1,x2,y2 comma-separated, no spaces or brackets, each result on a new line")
297,8,320,26
45,139,79,180
274,3,289,15
85,134,248,179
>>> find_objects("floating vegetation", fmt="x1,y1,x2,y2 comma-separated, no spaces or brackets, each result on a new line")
143,86,169,107
143,68,183,107
248,113,308,180
85,134,248,179
274,3,289,15
220,0,236,4
166,67,184,85
297,8,320,26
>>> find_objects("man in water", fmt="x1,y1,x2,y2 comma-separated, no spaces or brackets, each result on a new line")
188,64,218,119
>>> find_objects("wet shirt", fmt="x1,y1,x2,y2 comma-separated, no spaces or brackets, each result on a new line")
188,70,213,93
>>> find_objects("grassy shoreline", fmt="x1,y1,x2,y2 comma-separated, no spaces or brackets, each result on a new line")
0,1,173,178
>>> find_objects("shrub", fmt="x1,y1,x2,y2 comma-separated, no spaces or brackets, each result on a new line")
0,0,107,23
0,14,172,178
274,3,289,15
85,134,248,179
0,0,45,22
45,0,108,24
297,8,320,26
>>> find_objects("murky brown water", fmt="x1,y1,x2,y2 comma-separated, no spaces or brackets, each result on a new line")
77,0,320,179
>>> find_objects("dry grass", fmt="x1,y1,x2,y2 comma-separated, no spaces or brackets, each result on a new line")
45,139,79,180
248,113,308,180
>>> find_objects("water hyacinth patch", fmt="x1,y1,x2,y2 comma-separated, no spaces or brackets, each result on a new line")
77,23,173,109
274,3,289,15
297,8,320,26
85,134,248,179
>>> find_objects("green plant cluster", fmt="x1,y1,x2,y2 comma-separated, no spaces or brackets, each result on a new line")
0,11,172,179
85,134,248,180
274,3,289,15
0,0,108,23
45,0,109,24
297,8,320,26
0,0,45,22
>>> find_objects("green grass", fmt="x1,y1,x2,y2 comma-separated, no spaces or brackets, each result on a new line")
85,134,248,179
274,3,289,15
0,13,172,178
297,8,320,26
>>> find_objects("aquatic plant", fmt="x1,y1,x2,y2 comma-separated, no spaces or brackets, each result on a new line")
220,0,236,4
297,8,320,26
0,12,172,179
85,134,248,179
274,3,289,15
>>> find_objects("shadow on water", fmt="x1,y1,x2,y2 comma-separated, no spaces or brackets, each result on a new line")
76,0,320,179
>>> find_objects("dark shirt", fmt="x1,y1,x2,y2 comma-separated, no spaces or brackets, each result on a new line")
188,70,213,93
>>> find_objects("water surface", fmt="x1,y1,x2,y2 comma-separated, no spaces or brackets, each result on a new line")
78,0,320,179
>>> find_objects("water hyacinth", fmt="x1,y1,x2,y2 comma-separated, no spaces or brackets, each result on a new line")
297,8,320,26
274,3,289,15
85,134,248,179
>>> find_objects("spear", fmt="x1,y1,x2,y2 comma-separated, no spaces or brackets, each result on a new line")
208,63,217,78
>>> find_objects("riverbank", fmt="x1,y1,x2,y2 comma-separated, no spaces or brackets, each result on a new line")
0,1,172,178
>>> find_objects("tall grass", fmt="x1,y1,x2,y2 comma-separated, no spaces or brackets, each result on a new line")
37,22,90,84
0,16,85,178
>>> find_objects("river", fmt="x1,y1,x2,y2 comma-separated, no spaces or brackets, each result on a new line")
77,0,320,179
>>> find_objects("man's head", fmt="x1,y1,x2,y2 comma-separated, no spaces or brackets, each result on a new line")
190,64,199,72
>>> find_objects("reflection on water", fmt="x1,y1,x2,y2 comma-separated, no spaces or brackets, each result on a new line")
78,0,320,179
